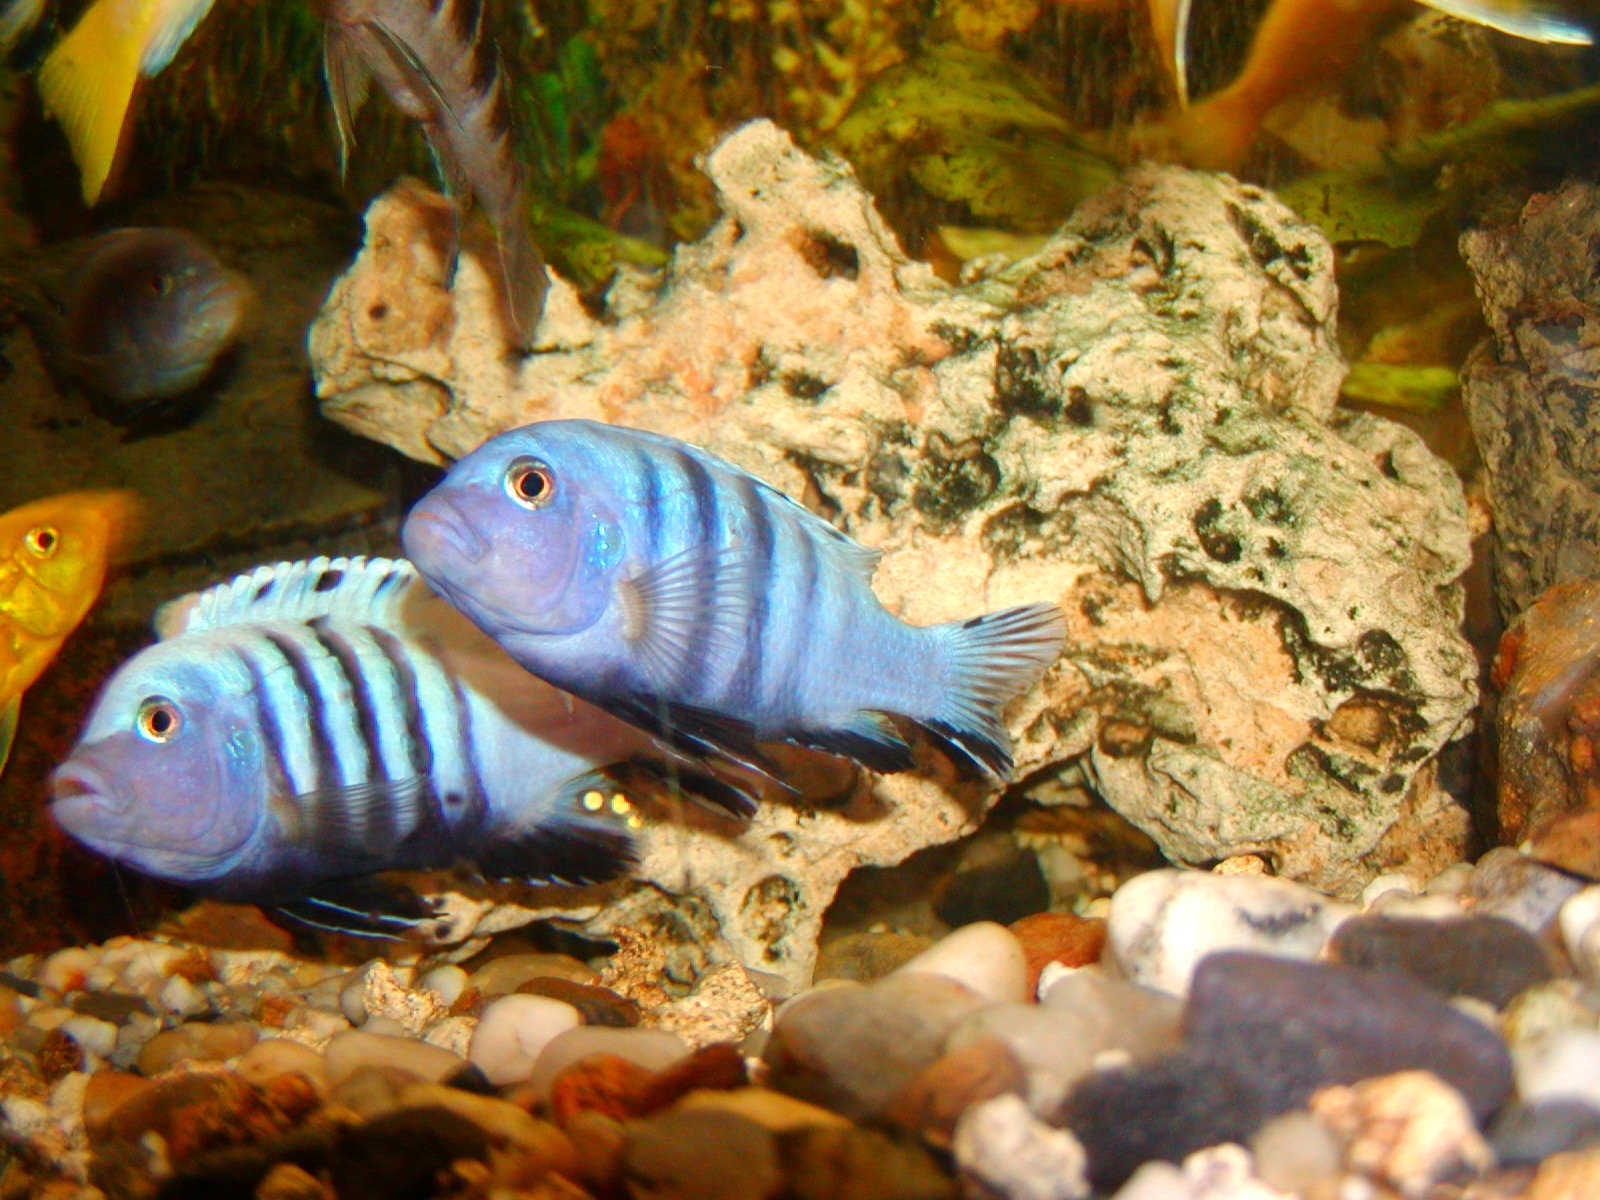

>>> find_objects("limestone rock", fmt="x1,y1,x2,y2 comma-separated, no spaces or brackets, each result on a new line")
311,120,1476,984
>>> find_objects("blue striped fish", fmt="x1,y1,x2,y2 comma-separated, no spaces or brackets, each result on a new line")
402,420,1067,783
49,555,721,937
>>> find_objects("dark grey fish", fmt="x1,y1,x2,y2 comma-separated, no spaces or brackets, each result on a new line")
2,226,252,424
324,0,548,351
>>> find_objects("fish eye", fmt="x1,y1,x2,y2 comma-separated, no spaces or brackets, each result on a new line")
151,272,174,296
504,458,555,510
135,697,181,743
22,525,59,558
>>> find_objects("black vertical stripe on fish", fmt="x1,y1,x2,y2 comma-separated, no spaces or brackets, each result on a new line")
731,471,777,699
231,646,295,805
666,443,724,697
635,441,666,562
261,629,342,796
307,619,379,788
368,624,434,781
445,667,488,827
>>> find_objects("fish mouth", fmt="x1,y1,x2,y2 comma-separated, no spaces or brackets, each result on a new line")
49,767,131,839
405,496,487,567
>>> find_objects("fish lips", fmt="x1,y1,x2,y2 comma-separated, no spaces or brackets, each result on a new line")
49,764,133,842
405,495,488,569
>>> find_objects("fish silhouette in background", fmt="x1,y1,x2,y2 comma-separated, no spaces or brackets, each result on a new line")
4,227,253,427
0,490,139,776
324,0,549,351
50,556,752,938
403,420,1068,785
34,0,218,205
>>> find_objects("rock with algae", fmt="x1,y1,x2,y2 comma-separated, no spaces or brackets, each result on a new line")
310,120,1476,985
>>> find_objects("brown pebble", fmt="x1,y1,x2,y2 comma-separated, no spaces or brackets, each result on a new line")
516,976,641,1027
83,1070,155,1141
630,1043,749,1116
622,1107,782,1200
256,993,298,1029
563,1108,626,1196
0,985,23,1036
814,931,936,983
1009,912,1106,994
1526,808,1600,881
137,1019,258,1075
547,1053,654,1125
36,1027,84,1084
168,949,218,985
254,1161,334,1200
884,1035,1027,1147
780,1121,957,1199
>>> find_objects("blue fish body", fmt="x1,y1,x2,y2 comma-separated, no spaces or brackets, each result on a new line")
49,556,675,934
402,420,1067,781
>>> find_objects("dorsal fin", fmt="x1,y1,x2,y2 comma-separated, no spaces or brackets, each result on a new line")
155,555,420,639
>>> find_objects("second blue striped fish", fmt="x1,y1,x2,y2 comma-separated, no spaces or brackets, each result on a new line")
402,419,1067,782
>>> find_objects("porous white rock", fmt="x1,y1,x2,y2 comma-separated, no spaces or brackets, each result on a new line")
311,120,1477,986
1108,868,1353,996
953,1093,1091,1200
469,994,583,1086
894,921,1029,1004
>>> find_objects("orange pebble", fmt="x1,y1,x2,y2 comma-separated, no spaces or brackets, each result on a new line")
1010,912,1108,996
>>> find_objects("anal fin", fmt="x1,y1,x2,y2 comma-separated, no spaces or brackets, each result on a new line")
472,769,639,887
266,876,443,940
791,710,915,774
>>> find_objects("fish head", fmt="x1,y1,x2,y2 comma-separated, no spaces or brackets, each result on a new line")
403,422,623,640
66,228,253,404
0,489,140,640
49,640,267,885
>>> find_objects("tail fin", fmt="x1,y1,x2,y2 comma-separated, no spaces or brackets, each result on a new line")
922,602,1066,781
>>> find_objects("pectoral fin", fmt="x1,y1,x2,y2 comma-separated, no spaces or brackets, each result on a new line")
615,540,754,692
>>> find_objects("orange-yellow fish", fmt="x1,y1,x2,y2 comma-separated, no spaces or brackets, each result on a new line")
36,0,216,206
0,491,140,774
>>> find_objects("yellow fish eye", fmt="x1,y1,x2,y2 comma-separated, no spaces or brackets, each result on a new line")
504,457,555,510
136,697,181,743
23,525,59,558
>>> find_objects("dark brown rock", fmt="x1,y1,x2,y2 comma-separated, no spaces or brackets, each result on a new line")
1327,914,1554,1007
516,976,641,1027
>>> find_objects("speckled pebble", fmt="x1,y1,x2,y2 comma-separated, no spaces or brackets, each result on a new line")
894,921,1029,1004
323,1029,465,1086
1467,848,1585,936
953,1093,1090,1200
765,973,988,1120
469,993,583,1086
1107,869,1352,997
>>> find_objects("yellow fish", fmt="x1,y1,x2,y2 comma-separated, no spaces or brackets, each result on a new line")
1152,0,1591,169
0,491,139,775
36,0,216,206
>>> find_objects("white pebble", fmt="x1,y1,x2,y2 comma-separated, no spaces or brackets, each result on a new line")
894,921,1029,1004
1360,873,1417,908
1516,1028,1600,1108
469,994,583,1087
156,973,207,1019
38,948,95,994
362,1015,410,1038
59,1014,118,1060
339,981,368,1025
1107,868,1352,997
1560,886,1600,982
